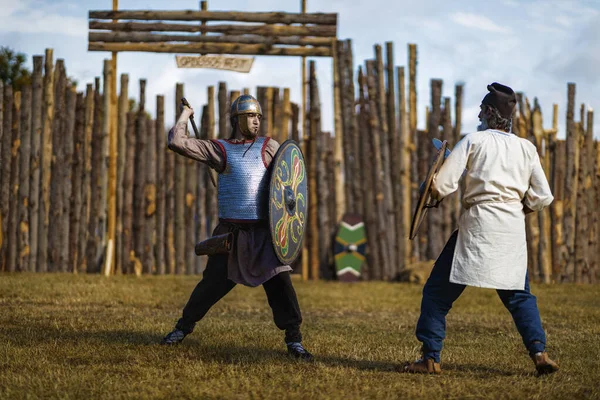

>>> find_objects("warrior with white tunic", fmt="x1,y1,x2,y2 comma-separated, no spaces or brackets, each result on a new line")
160,95,312,360
405,83,559,375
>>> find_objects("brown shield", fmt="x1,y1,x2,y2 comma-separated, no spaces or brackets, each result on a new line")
409,140,448,240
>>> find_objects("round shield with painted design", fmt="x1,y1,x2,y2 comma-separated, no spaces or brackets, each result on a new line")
269,140,308,265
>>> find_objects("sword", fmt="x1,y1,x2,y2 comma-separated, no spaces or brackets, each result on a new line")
181,97,217,188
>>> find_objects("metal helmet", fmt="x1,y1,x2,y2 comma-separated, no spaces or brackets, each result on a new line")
230,94,262,119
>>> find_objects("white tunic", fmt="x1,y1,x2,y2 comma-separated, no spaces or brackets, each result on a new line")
432,129,553,290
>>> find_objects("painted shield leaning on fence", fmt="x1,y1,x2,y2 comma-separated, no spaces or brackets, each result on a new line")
161,94,313,361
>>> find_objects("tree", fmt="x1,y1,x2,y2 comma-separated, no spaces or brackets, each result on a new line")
0,47,32,90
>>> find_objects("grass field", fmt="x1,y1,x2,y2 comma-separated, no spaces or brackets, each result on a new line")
1,274,599,399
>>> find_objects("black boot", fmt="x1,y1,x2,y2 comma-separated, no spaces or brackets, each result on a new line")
160,328,187,345
286,342,314,361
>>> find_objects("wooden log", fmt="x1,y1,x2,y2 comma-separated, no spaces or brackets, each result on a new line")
563,83,578,282
229,90,240,107
196,105,209,274
281,88,291,141
356,67,372,278
60,86,76,272
122,112,136,274
532,99,551,284
584,108,595,283
133,80,148,275
218,82,228,139
332,41,345,224
272,87,281,141
115,73,129,274
575,116,588,285
366,60,389,280
256,87,267,137
426,79,444,260
185,135,198,275
69,93,85,274
317,130,330,278
206,86,218,237
144,116,157,274
595,138,600,282
37,49,55,273
386,41,402,275
48,61,66,272
89,10,338,25
155,95,166,275
165,132,176,274
88,42,332,57
441,97,453,242
408,44,419,262
7,91,21,272
174,83,187,274
453,84,463,229
345,40,360,215
550,138,565,281
89,32,333,46
397,66,411,268
375,46,394,279
100,60,112,274
327,133,337,247
79,84,95,273
28,56,43,273
291,103,299,143
336,40,352,213
0,82,3,269
0,85,11,271
308,61,320,280
265,87,274,136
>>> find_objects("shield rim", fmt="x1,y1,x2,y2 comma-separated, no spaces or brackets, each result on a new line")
409,140,448,240
268,139,308,265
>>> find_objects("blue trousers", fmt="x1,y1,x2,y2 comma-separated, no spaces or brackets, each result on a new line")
416,230,546,363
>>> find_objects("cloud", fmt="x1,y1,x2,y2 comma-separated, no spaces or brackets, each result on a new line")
0,0,86,37
450,12,512,34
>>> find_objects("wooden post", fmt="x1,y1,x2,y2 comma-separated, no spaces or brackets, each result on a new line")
385,42,402,275
115,73,129,274
144,116,157,274
563,83,578,282
442,97,453,242
218,81,228,139
332,40,345,224
281,88,291,141
105,0,119,276
584,108,595,283
272,87,281,141
427,79,444,260
308,61,320,280
0,85,11,271
48,61,66,272
206,86,218,236
60,86,76,272
532,99,551,283
29,56,43,273
575,114,588,285
265,87,273,136
155,95,166,274
165,124,176,275
300,0,308,281
185,130,198,275
366,60,389,280
0,81,3,270
79,83,95,273
132,80,148,275
291,103,300,143
122,112,135,274
18,86,32,271
317,129,330,277
453,84,463,228
408,44,419,262
174,82,186,274
196,105,209,273
37,49,55,273
69,93,85,273
397,66,411,268
7,91,21,272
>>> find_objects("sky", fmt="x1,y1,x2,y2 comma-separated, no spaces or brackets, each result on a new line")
0,0,599,138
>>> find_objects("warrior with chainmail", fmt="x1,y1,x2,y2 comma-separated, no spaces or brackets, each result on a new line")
161,95,312,360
